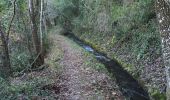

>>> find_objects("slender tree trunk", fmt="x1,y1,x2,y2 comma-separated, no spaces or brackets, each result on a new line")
156,0,170,99
0,24,11,78
40,0,44,60
29,0,44,67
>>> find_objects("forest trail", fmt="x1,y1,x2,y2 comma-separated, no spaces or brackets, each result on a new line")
47,33,125,100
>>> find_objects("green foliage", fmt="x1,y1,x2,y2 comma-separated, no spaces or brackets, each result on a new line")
11,51,31,73
112,0,155,39
0,0,50,76
56,0,163,98
130,22,161,59
76,0,161,64
0,0,8,12
0,0,163,99
150,89,166,100
17,0,27,12
53,0,160,65
0,75,55,100
52,0,80,32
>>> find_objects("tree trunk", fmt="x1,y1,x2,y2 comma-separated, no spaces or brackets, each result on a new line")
40,0,45,61
156,0,170,99
29,0,44,67
0,24,11,78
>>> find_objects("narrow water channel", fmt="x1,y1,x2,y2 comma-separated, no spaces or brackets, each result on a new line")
67,34,150,100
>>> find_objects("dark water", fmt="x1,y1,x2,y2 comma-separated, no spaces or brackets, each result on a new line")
67,34,150,100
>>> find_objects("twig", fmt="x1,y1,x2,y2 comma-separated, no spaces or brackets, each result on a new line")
30,51,42,66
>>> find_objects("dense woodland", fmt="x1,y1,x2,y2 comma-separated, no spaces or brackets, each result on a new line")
0,0,170,100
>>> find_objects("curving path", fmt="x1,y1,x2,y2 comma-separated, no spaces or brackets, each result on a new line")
50,34,125,100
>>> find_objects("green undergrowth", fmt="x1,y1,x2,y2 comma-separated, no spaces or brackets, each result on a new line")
149,88,166,100
71,0,164,99
75,36,136,77
74,27,164,99
10,32,51,77
0,73,56,100
0,32,62,100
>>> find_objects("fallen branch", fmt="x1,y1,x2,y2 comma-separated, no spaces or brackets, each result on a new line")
30,51,42,66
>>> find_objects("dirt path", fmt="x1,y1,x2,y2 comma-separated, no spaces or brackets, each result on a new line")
49,34,124,100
